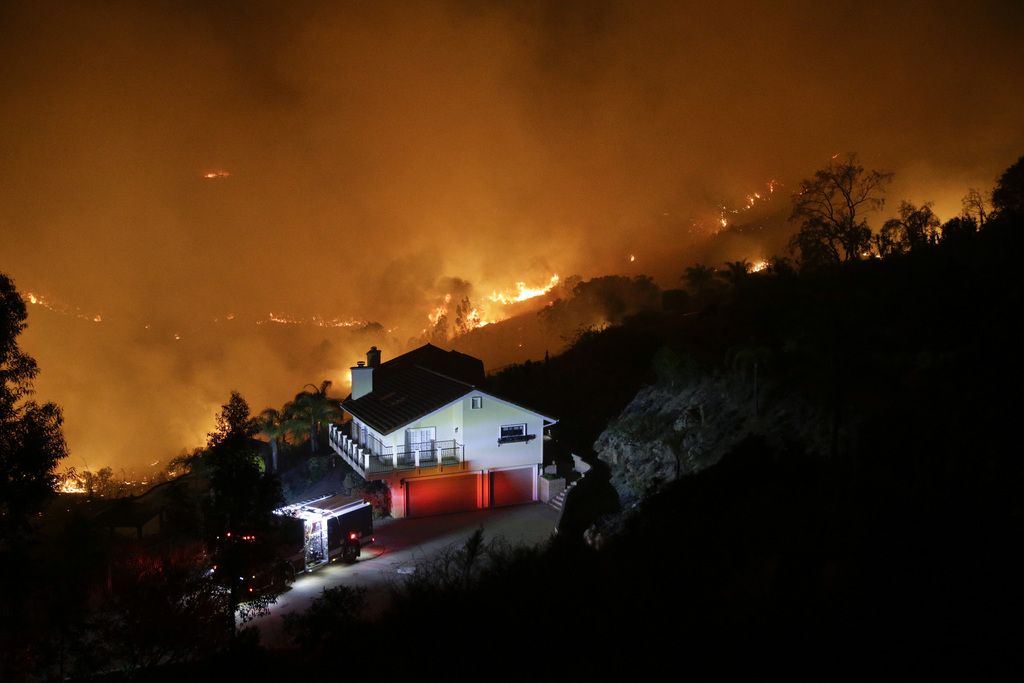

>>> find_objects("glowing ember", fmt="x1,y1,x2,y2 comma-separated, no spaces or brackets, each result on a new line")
488,274,560,305
629,254,636,263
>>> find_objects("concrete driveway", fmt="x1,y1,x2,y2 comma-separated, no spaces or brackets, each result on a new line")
249,502,559,647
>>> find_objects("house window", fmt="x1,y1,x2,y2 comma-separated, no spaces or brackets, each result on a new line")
498,423,535,445
471,396,483,409
500,424,526,439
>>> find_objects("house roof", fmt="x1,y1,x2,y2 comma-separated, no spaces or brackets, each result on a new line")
342,362,475,435
374,343,484,385
342,343,557,435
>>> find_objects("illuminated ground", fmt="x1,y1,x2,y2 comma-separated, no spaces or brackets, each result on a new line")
249,502,560,648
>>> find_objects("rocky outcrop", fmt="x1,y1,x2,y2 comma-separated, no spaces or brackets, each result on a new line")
595,375,836,503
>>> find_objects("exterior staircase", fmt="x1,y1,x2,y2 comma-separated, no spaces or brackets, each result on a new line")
549,480,578,511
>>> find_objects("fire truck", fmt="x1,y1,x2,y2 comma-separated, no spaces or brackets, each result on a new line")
214,494,374,597
273,494,374,579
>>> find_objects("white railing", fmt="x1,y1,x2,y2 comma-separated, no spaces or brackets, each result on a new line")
328,423,466,478
328,423,371,475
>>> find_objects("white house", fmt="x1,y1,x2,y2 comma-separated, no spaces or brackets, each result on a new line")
327,344,557,517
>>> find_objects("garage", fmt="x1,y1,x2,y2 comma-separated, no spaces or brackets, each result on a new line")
490,466,535,507
406,473,481,517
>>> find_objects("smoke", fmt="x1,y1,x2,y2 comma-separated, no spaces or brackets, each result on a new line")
2,0,1022,469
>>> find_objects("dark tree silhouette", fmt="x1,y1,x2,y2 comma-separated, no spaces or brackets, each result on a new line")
789,154,893,267
203,392,279,533
961,187,989,227
683,263,723,307
941,215,978,244
0,273,68,541
991,154,1024,217
876,201,941,256
199,392,282,638
207,391,256,451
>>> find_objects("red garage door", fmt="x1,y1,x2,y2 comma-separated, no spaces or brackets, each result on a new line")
406,473,480,517
491,467,535,507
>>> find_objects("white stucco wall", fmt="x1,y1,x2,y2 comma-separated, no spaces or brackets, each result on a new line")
459,392,546,470
388,401,462,448
347,391,551,469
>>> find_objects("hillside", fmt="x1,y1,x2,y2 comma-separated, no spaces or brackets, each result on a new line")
242,213,1024,676
11,166,1024,679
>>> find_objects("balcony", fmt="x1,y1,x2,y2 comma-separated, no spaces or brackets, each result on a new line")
327,423,466,478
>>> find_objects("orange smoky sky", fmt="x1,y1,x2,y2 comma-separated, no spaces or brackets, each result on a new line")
1,1,1022,471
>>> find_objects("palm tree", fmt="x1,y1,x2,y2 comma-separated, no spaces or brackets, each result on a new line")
683,263,724,308
683,263,717,291
255,408,287,472
285,381,341,455
281,406,312,453
719,260,751,286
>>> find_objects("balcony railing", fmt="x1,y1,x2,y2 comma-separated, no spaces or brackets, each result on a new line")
328,423,466,478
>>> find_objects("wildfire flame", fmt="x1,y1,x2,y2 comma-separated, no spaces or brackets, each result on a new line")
24,271,555,344
257,312,367,327
465,307,488,328
427,293,452,326
25,291,103,323
424,273,560,338
202,170,231,179
487,274,560,305
750,260,769,273
719,179,779,229
59,478,87,494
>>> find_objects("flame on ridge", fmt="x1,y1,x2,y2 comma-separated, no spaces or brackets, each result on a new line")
487,274,560,305
424,273,560,337
25,291,103,323
719,179,779,229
